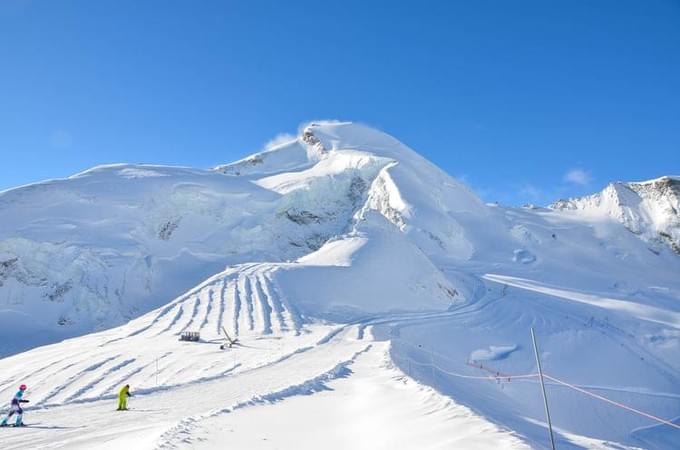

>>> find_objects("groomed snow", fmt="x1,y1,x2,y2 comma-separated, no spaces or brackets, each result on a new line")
0,324,529,450
185,340,529,450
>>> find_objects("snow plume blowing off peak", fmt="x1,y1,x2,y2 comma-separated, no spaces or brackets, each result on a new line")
0,121,482,355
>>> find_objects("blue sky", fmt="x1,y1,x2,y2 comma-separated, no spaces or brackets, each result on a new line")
1,0,679,205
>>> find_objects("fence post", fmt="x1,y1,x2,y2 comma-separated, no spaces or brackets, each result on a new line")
531,328,556,450
429,351,436,388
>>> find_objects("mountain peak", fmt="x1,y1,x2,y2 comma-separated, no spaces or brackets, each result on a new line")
551,175,680,253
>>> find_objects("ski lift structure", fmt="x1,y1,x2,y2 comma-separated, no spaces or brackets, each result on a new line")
179,331,200,342
220,327,239,349
178,327,237,349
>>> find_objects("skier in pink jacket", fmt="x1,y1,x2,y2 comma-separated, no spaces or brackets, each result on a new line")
0,385,29,427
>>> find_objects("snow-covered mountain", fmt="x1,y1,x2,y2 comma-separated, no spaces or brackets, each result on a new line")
551,177,680,254
0,122,478,353
0,121,678,449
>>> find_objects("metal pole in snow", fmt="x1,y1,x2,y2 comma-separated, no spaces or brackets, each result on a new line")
429,351,436,388
156,357,158,387
531,328,556,450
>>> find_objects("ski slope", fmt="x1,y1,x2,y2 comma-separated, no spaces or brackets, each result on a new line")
0,323,530,450
184,339,530,450
1,121,679,449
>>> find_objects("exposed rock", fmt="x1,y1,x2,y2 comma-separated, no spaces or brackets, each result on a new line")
158,218,180,240
44,280,73,303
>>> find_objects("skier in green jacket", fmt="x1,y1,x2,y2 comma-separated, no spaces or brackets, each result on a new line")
117,384,131,411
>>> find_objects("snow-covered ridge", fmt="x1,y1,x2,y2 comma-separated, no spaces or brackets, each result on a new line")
551,176,680,254
0,122,476,354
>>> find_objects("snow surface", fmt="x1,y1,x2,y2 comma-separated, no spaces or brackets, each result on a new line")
0,121,679,449
186,339,529,450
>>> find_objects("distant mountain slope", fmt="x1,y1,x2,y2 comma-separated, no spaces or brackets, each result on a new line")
0,164,316,353
551,176,680,254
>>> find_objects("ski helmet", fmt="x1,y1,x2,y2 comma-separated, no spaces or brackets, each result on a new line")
19,384,27,391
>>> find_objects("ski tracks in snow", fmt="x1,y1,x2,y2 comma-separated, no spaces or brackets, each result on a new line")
164,339,530,450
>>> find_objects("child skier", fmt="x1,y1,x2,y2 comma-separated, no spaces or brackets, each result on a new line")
117,384,131,411
1,384,29,427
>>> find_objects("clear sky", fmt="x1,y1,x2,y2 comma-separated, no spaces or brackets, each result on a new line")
1,0,679,205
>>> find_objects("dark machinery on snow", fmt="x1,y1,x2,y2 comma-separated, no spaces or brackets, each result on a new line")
179,331,200,342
